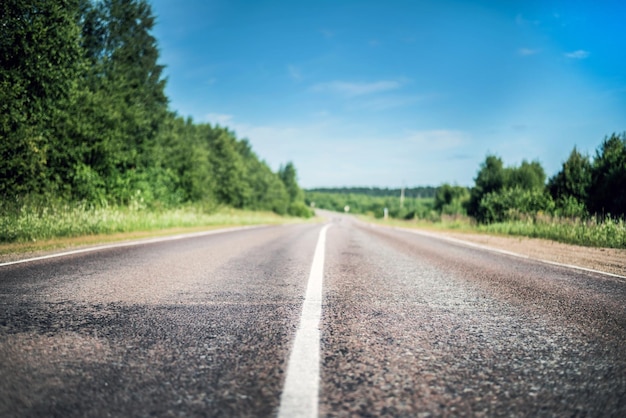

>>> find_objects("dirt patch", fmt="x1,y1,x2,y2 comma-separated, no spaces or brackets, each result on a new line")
431,230,626,278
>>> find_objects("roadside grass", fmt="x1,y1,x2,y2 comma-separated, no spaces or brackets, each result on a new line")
475,216,626,249
0,201,312,257
364,214,626,249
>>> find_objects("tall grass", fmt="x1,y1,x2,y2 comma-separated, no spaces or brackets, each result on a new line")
0,198,291,244
370,213,626,249
475,215,626,249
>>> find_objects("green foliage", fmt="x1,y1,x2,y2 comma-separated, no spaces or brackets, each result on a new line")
308,186,436,199
279,162,302,202
1,0,311,234
476,216,626,249
305,190,434,220
434,184,469,216
1,0,84,197
462,136,625,247
588,133,626,217
467,155,506,219
507,160,546,191
0,197,288,244
548,147,592,217
279,162,313,217
547,134,626,219
468,156,550,223
478,187,555,223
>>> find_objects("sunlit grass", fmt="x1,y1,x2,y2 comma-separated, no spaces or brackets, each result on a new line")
475,216,626,249
0,199,303,246
364,213,626,249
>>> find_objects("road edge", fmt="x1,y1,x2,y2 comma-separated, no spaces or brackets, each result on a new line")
368,222,626,281
0,225,269,267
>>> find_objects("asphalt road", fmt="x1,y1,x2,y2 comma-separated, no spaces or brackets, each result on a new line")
1,214,625,417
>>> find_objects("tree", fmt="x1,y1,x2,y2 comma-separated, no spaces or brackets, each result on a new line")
478,187,554,223
279,162,312,217
467,155,506,220
279,162,302,203
547,147,591,217
207,129,249,208
434,184,469,215
507,160,545,191
588,133,626,217
72,0,168,203
1,0,84,198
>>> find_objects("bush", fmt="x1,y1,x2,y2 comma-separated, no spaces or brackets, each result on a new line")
287,201,313,218
479,187,555,223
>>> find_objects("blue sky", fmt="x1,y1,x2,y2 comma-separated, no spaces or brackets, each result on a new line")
150,0,626,188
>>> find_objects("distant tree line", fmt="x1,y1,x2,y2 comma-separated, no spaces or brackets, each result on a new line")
1,0,310,217
307,187,436,199
305,187,437,219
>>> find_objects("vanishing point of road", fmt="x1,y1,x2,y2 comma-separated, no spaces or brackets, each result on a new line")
1,213,625,417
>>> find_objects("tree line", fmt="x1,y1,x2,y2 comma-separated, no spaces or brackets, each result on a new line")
308,187,436,199
440,133,626,223
307,133,626,224
1,0,310,217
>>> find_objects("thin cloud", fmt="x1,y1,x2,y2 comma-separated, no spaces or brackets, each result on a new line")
564,50,590,59
311,80,402,97
205,113,233,126
515,14,540,26
519,48,540,56
288,65,302,81
352,94,426,111
405,130,467,151
320,29,334,39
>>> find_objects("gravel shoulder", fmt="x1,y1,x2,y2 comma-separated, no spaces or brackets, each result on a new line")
428,230,626,278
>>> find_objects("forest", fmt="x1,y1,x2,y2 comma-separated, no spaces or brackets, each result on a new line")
1,0,311,235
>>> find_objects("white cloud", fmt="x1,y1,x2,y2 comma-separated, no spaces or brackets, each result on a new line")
288,65,302,81
311,80,403,97
519,47,540,56
351,94,426,111
205,113,233,125
564,50,590,59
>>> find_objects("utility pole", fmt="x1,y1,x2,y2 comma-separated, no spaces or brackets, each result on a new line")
400,184,405,209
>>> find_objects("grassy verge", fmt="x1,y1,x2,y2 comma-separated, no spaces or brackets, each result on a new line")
0,202,310,257
363,214,626,249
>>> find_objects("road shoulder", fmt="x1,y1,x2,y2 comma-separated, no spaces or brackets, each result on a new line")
366,221,626,278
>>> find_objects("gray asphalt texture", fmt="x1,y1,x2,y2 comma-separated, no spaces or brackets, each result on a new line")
1,215,625,417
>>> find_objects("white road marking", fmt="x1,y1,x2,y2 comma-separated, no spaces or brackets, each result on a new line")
394,226,626,280
0,225,266,267
278,224,330,418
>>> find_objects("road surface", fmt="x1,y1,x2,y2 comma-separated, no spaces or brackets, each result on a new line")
1,214,625,417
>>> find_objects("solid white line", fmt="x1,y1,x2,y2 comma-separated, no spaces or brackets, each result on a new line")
278,224,330,418
0,225,266,267
393,226,626,280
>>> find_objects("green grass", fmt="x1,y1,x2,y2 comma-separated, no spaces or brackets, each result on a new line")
364,213,626,249
0,200,301,245
475,216,626,249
